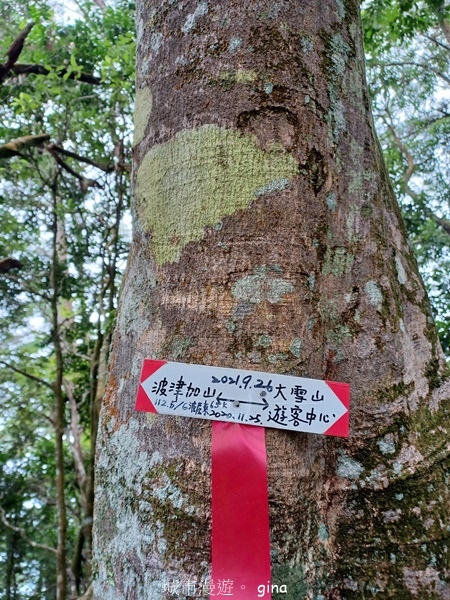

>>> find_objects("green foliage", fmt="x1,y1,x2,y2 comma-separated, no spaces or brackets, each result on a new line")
364,0,450,356
362,0,450,49
0,0,134,596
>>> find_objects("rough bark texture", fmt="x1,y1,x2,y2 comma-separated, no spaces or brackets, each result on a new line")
93,1,450,598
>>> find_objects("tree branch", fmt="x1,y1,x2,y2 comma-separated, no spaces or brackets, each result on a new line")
386,122,416,185
0,359,54,391
63,378,87,500
45,145,103,191
0,134,50,159
10,63,102,85
404,179,450,236
388,119,450,236
372,60,450,86
0,504,57,555
385,117,450,239
47,143,112,173
47,143,131,173
422,33,450,53
0,22,34,85
424,209,450,236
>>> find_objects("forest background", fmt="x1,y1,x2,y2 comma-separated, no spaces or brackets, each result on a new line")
0,0,449,598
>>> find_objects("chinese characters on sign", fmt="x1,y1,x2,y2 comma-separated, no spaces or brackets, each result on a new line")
135,360,349,437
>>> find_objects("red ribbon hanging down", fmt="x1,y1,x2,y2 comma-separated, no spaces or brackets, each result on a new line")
211,421,271,599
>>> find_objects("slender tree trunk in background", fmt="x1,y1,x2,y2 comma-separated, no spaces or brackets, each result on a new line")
93,1,450,598
76,328,110,591
51,190,68,600
4,531,18,600
71,168,125,595
76,168,125,592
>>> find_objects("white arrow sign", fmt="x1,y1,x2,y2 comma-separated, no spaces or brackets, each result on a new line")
135,360,349,437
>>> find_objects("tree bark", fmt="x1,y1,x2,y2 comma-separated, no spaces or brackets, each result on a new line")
51,189,68,600
93,1,450,598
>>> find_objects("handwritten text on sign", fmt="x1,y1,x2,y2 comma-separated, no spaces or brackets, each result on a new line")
135,359,350,437
135,361,349,437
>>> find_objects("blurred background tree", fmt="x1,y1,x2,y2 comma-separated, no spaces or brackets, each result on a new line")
363,0,450,354
0,0,134,597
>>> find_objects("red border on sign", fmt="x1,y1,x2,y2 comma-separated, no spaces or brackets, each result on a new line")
324,381,350,438
134,359,167,413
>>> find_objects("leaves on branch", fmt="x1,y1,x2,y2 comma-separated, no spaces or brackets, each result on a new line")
0,23,102,88
11,63,102,85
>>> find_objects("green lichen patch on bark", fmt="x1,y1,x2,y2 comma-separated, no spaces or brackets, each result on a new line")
409,398,450,461
395,254,408,285
133,86,152,146
325,191,337,212
321,246,354,277
256,334,273,348
365,280,383,308
158,335,194,360
181,1,208,34
93,417,210,598
289,338,302,357
135,125,298,265
231,270,295,305
335,459,450,598
141,460,206,564
271,564,308,599
216,69,259,86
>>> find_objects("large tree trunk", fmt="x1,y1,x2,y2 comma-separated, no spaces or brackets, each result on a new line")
93,1,450,598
